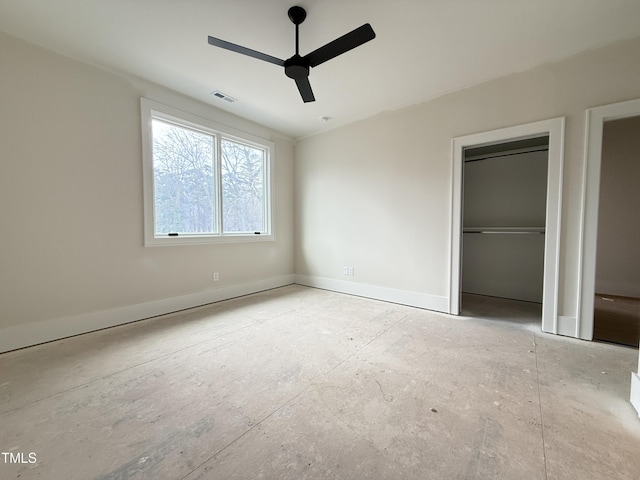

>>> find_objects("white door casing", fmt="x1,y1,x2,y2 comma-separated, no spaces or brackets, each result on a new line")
578,98,640,340
581,98,640,417
450,117,565,335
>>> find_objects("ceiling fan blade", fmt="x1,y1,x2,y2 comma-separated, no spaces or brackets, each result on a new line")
295,77,316,103
208,36,285,66
304,24,375,68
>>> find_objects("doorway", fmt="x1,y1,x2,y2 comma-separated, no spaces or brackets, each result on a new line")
591,115,640,347
460,137,550,328
579,98,640,341
450,118,565,335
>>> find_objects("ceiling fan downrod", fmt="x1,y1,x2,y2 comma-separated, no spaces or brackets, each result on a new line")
288,6,306,56
284,6,309,81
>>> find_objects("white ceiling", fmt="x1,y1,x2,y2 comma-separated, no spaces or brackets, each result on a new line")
2,0,640,139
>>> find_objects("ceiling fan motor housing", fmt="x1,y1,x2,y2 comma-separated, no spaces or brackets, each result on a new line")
284,55,309,79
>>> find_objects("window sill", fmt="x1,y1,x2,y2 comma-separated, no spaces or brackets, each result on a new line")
144,233,275,247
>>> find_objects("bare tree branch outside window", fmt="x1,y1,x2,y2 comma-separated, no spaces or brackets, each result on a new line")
151,119,266,236
152,120,215,234
221,139,265,233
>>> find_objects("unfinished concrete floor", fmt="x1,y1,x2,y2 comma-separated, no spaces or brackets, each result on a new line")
1,285,639,479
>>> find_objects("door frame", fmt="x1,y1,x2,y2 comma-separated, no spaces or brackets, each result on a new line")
449,117,565,335
577,98,640,340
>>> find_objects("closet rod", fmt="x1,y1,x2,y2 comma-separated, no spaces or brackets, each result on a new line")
464,146,548,163
463,227,545,234
463,231,545,234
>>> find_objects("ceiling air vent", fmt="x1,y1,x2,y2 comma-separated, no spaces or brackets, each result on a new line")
210,90,237,103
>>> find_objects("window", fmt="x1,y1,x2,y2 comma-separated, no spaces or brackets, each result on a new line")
141,99,273,245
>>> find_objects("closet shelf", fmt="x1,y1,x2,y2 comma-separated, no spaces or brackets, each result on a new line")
463,226,545,234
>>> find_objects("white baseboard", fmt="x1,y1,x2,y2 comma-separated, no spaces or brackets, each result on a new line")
294,274,449,313
632,372,640,417
0,275,295,354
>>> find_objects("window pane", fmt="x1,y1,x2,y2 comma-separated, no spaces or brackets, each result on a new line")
152,119,216,235
221,139,265,233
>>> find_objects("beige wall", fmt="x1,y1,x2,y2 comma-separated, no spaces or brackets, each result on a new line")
596,115,640,297
295,34,640,320
0,32,295,349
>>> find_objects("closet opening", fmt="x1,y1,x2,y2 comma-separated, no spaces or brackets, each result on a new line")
450,117,564,335
460,136,549,326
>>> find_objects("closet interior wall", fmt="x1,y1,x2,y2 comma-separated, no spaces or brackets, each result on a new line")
462,137,549,303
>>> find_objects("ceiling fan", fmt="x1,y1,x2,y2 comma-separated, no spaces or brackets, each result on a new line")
207,6,375,103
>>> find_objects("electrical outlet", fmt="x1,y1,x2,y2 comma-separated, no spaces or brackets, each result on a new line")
348,266,354,276
343,266,349,275
213,272,219,282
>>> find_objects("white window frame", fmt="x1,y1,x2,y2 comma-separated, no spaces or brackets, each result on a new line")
141,98,275,246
